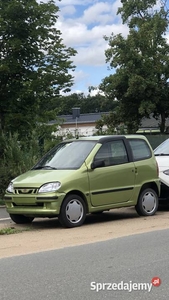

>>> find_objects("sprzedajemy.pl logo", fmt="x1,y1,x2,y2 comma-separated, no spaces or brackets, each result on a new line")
90,277,161,293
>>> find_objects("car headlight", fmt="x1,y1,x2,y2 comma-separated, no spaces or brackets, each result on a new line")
38,182,61,193
163,169,169,175
7,182,14,193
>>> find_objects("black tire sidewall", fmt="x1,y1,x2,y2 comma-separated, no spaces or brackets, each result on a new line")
135,188,158,216
10,214,34,224
59,194,87,228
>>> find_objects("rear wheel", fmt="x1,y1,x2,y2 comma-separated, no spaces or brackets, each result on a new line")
10,214,34,224
135,188,158,216
58,194,86,228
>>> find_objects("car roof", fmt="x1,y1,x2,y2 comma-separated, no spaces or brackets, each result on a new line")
63,135,147,143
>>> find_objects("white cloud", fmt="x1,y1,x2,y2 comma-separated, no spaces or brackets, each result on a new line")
37,0,168,94
80,2,113,25
60,22,128,45
38,0,97,5
58,21,128,66
89,87,105,96
58,0,98,6
70,69,89,82
77,1,122,24
74,44,106,66
57,21,88,46
60,5,76,16
38,0,128,92
57,0,128,68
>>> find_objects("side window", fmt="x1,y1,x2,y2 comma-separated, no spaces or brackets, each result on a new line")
128,139,151,161
110,140,128,164
94,140,128,167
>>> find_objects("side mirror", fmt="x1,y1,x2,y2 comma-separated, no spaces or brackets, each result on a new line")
91,160,105,169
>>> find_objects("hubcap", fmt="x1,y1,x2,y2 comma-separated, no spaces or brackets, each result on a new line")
66,199,84,224
142,191,156,213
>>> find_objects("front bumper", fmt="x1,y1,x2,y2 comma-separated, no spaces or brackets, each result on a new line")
4,192,66,217
159,182,169,202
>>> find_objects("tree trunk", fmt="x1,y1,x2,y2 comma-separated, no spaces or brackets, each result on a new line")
159,113,166,133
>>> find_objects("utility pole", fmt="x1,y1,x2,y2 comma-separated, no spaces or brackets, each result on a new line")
72,107,80,138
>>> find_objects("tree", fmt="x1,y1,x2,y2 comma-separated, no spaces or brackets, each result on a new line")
100,0,169,133
0,0,77,137
53,93,85,115
54,91,119,115
95,110,126,135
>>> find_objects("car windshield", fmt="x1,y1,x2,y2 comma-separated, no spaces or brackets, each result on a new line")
32,140,96,170
154,139,169,156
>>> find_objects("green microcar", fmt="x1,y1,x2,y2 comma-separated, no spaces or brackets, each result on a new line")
4,135,160,228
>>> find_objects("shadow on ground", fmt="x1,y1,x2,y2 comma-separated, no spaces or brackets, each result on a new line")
8,204,169,231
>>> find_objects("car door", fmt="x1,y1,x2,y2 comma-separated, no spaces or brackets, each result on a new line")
88,138,136,207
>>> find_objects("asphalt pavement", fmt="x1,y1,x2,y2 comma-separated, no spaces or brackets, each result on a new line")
0,207,10,223
0,229,169,300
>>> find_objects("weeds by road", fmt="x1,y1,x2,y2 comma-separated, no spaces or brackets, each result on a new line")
0,226,31,235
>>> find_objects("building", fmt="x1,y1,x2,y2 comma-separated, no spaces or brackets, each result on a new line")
49,111,109,137
49,111,169,138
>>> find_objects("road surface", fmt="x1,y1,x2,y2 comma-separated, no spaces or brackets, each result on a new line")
1,229,169,300
0,207,10,223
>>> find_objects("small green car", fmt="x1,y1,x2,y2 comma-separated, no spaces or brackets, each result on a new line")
4,135,160,228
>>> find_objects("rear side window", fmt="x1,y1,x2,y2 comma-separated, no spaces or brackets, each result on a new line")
128,139,151,161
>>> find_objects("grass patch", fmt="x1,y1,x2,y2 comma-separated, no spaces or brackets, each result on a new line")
0,226,31,235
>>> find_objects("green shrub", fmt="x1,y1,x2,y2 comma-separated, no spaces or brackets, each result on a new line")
0,132,41,197
0,130,74,198
0,130,62,198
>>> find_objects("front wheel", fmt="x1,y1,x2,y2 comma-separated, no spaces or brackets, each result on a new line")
58,194,87,228
135,188,158,216
10,214,34,224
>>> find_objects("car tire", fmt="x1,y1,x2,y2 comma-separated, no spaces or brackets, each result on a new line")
10,214,34,224
58,194,87,228
135,188,159,216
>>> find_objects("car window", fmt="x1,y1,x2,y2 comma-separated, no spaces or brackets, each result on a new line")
128,139,151,161
32,141,96,170
94,140,128,167
154,138,169,155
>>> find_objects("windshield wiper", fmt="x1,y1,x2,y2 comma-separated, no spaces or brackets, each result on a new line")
33,165,57,170
154,153,169,156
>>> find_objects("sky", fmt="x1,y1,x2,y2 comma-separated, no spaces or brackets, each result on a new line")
55,0,129,95
37,0,165,95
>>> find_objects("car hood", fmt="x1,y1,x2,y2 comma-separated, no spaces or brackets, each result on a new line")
12,169,78,188
155,156,169,171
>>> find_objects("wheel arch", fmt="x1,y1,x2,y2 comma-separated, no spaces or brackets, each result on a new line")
63,190,89,213
139,182,159,198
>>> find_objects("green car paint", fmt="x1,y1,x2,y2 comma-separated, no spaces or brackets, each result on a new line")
4,135,160,228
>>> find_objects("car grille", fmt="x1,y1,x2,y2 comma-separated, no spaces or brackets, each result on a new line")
13,202,43,207
14,188,38,195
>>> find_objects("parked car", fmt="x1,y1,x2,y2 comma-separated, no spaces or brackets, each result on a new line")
4,135,160,228
154,138,169,201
